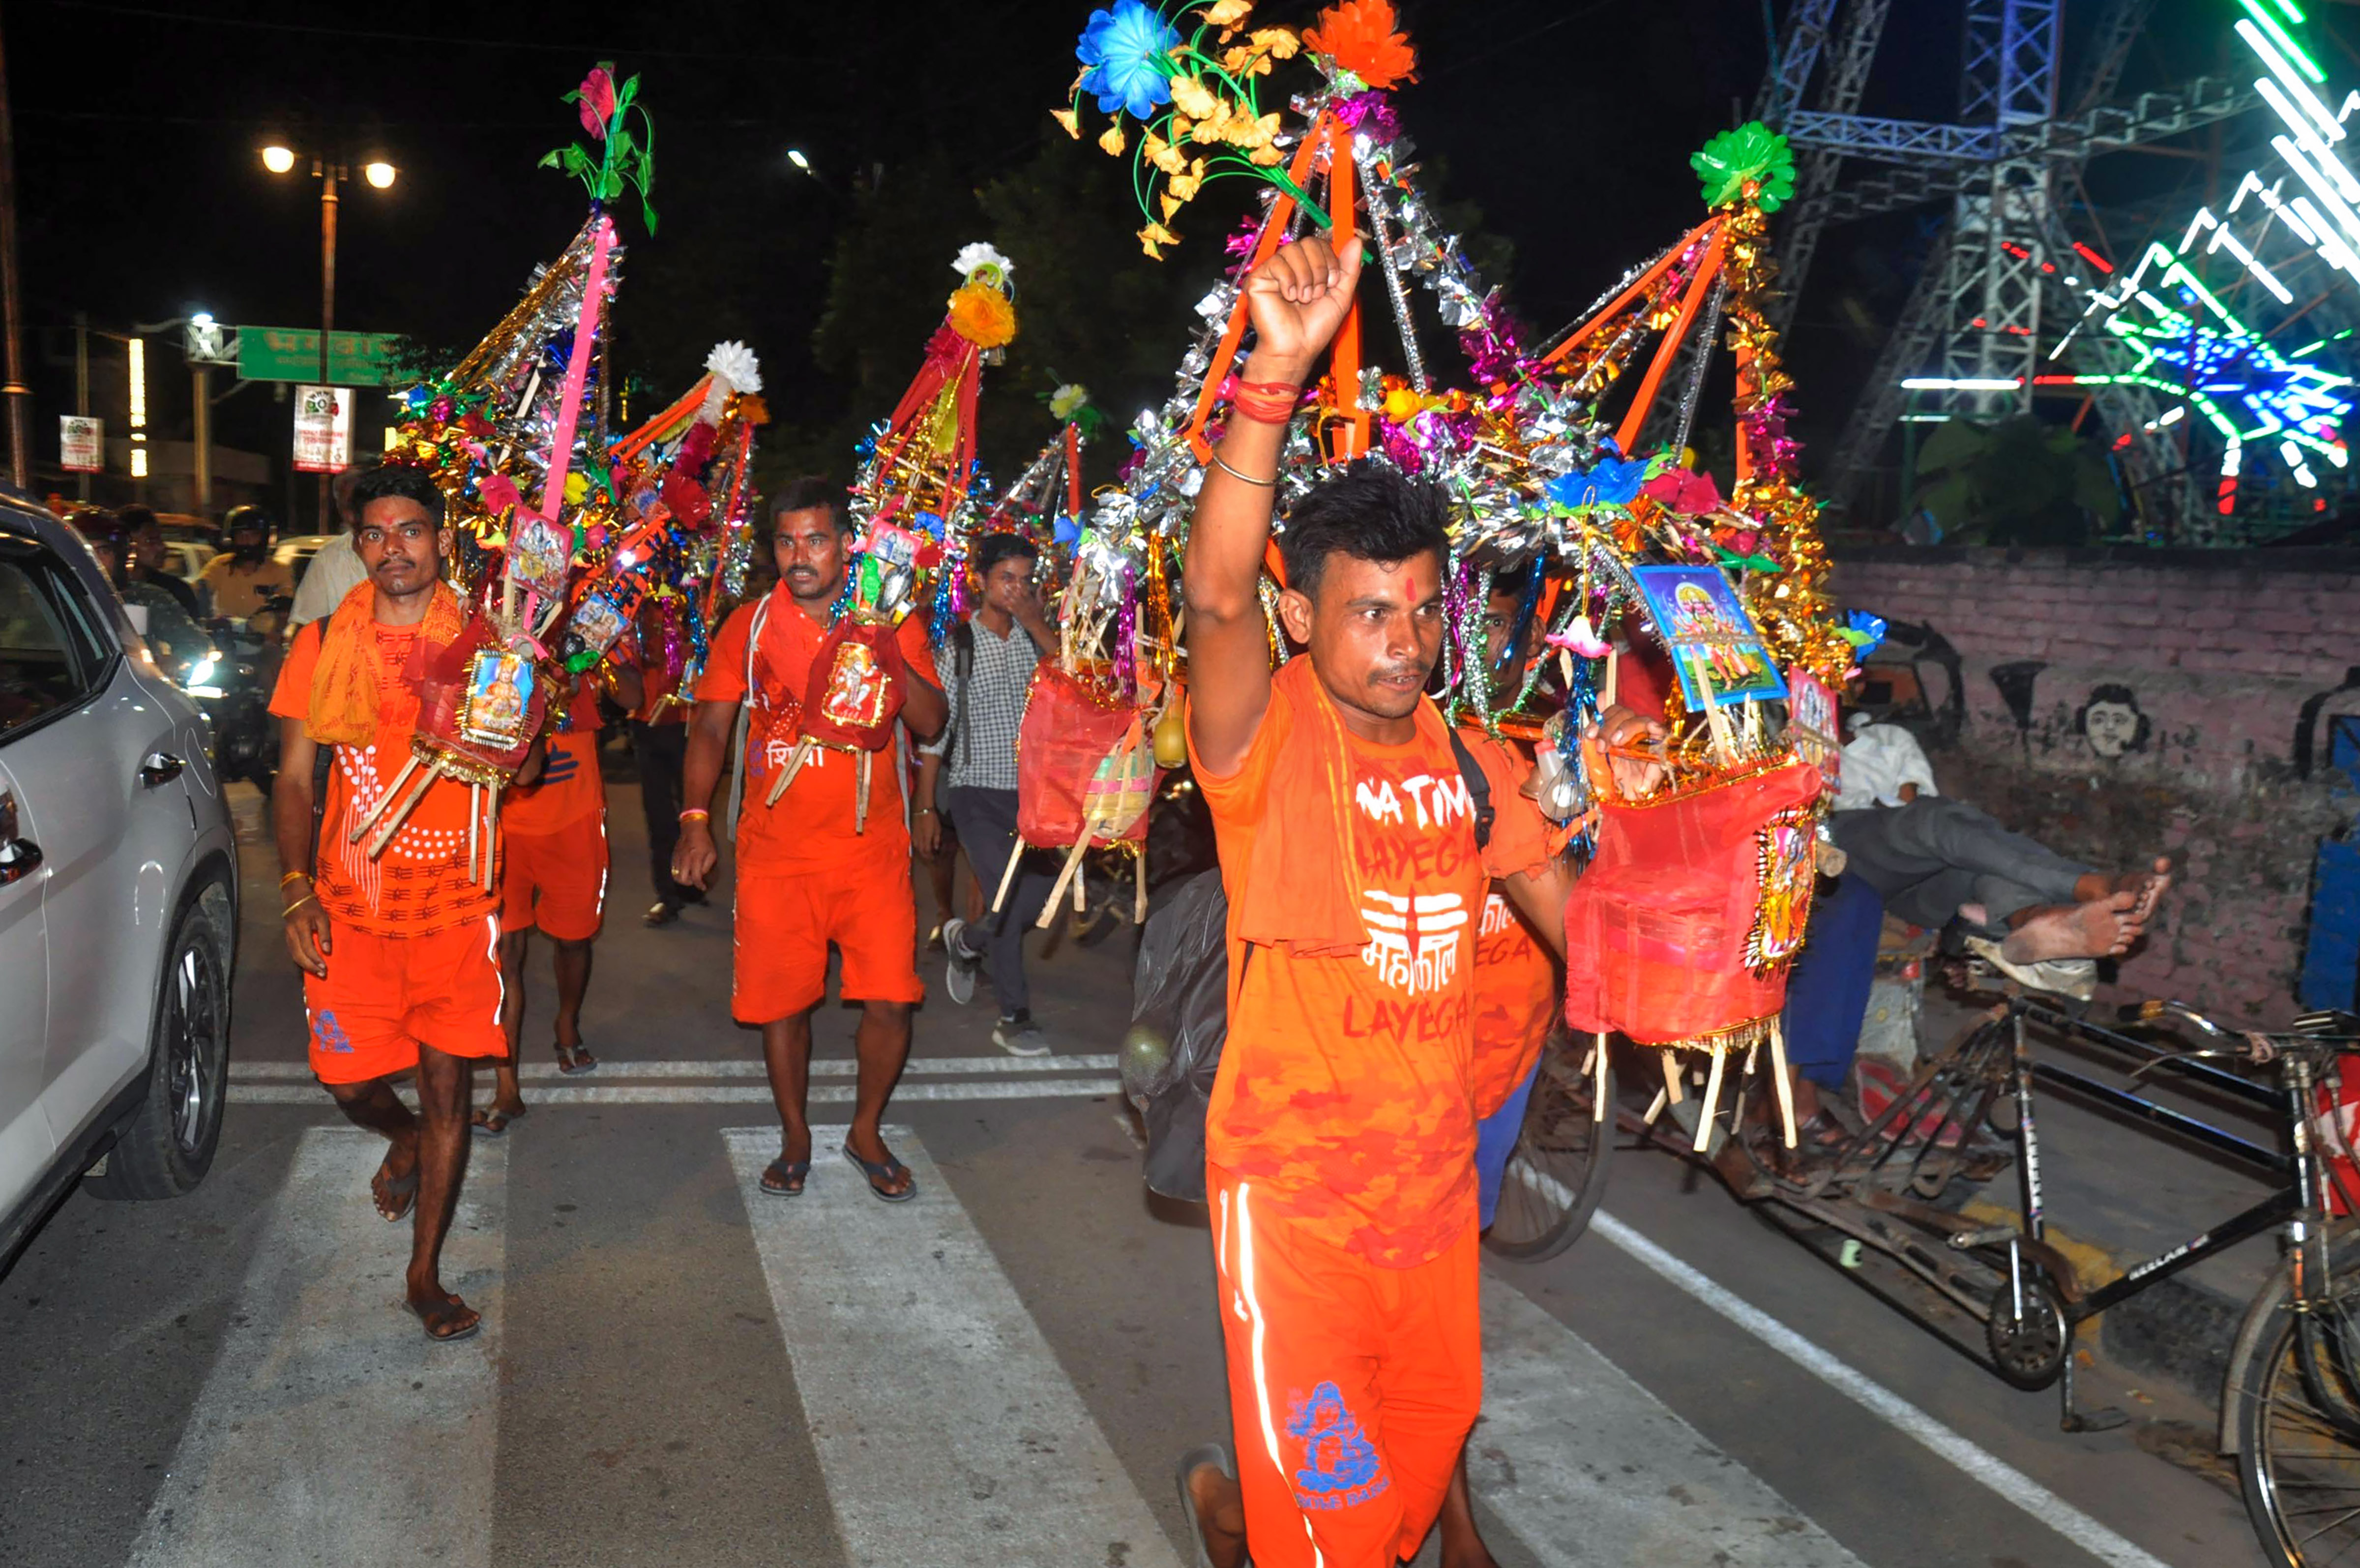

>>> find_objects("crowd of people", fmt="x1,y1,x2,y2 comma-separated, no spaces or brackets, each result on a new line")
46,237,2178,1568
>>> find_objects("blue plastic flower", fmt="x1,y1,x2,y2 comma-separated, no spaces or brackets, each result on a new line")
1053,513,1084,546
1078,1,1180,119
1545,450,1652,513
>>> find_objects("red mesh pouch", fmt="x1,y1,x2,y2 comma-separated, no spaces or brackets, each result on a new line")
1015,664,1156,847
1563,756,1823,1045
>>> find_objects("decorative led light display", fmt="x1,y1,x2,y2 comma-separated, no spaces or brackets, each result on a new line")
2046,240,2353,512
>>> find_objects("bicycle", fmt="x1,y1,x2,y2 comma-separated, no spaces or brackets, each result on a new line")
1494,976,2360,1567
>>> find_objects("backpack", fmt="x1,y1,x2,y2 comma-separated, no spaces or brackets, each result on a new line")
1123,725,1496,1202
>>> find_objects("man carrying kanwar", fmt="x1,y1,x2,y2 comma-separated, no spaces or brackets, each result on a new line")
672,477,947,1202
474,661,636,1134
269,463,538,1343
1172,237,1576,1568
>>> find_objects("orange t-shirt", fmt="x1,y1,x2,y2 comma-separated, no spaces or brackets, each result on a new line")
1195,680,1554,1267
1464,731,1561,1119
696,592,941,876
502,680,606,837
270,617,498,938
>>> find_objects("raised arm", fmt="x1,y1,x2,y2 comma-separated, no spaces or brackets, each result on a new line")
1181,236,1362,777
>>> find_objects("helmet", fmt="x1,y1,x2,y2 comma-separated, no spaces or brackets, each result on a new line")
221,504,274,542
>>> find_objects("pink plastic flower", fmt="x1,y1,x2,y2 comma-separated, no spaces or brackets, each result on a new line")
478,473,522,515
1546,615,1612,660
1642,467,1722,516
578,68,616,139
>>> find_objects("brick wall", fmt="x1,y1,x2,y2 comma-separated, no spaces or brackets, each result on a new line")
1830,546,2360,1025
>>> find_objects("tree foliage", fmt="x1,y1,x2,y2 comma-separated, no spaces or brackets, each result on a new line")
1909,415,2121,546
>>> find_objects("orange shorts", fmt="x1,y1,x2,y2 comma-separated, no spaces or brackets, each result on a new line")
1209,1164,1482,1568
303,914,508,1084
732,862,921,1023
501,809,610,941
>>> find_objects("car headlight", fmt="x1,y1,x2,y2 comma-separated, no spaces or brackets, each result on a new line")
186,656,216,690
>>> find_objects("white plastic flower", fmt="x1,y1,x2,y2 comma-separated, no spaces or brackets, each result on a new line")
952,242,1014,287
704,340,763,395
1049,383,1091,421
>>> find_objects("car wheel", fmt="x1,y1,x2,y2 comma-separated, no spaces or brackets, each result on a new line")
87,881,233,1201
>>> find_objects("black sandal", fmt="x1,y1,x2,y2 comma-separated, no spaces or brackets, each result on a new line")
842,1144,917,1203
372,1159,420,1223
555,1042,599,1075
760,1158,810,1197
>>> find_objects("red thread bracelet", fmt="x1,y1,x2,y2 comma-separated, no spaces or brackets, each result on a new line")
1229,378,1301,424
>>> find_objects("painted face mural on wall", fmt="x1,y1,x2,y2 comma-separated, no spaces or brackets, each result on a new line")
2076,683,2152,760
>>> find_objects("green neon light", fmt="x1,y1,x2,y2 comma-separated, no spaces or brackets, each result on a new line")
2239,0,2325,84
2275,0,2306,24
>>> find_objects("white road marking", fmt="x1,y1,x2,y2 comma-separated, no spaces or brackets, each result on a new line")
228,1079,1121,1106
228,1054,1118,1081
726,1124,1181,1568
124,1126,506,1568
1590,1210,2177,1568
1470,1275,1865,1566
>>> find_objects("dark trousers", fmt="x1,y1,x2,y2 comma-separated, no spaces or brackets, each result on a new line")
630,719,698,909
945,785,1060,1018
1828,797,2092,935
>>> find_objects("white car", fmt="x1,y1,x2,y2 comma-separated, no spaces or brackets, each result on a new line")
0,498,237,1270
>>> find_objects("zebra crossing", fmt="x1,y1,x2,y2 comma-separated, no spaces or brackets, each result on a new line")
114,1120,1899,1568
225,1055,1125,1105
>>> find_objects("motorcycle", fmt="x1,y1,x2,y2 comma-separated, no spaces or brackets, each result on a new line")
187,593,289,791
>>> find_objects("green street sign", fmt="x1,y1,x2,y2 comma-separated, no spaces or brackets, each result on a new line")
237,326,404,386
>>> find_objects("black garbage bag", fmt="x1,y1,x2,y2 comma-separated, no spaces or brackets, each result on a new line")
1122,867,1235,1202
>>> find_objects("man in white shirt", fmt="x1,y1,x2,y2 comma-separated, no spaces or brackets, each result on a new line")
287,467,372,633
1835,712,1937,811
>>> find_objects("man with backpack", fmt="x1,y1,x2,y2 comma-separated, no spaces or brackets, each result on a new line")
1173,237,1576,1568
915,532,1062,1056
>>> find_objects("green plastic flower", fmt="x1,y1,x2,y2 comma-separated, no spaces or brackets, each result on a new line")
1690,121,1796,212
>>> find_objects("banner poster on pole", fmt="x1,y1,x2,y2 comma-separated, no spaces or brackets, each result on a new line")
60,415,103,473
293,385,353,474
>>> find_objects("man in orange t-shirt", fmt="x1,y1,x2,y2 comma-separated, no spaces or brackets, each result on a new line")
270,464,537,1344
673,477,945,1202
473,672,624,1132
1176,240,1573,1568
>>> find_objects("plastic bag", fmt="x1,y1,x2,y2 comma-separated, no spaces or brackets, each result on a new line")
1121,867,1232,1202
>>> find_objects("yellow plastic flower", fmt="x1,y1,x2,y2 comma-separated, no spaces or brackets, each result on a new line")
1382,386,1422,422
565,471,590,504
1139,219,1180,258
1222,110,1280,148
1142,130,1189,174
1249,143,1283,166
1202,0,1253,25
1172,113,1195,141
1051,107,1081,140
1161,192,1184,220
1253,27,1299,59
1099,122,1126,156
1167,166,1204,202
1169,74,1219,120
1221,44,1272,76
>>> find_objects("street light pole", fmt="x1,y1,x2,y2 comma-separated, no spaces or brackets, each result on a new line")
315,158,341,533
0,10,30,491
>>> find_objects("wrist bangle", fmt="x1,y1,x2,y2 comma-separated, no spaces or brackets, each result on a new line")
278,870,311,889
1209,449,1278,488
282,893,317,918
679,808,711,823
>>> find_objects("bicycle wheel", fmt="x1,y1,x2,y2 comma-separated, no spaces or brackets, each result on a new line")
2238,1298,2360,1566
1485,1033,1615,1263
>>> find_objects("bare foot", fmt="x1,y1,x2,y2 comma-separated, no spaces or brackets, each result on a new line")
2001,893,2143,962
2118,857,2172,922
1186,1458,1248,1568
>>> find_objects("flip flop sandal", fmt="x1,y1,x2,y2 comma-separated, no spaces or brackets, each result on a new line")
842,1145,918,1203
555,1043,599,1075
410,1295,482,1344
373,1163,420,1224
760,1158,811,1197
1174,1443,1243,1568
470,1106,528,1138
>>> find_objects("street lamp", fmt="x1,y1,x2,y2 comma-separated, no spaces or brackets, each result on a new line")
260,145,396,530
787,148,812,173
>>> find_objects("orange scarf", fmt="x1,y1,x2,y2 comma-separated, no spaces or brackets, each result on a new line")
1234,657,1456,960
305,578,465,747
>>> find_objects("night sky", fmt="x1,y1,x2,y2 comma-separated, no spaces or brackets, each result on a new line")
14,0,2346,515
